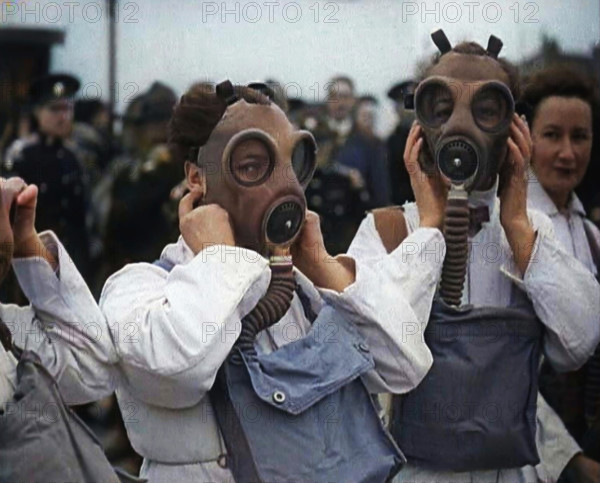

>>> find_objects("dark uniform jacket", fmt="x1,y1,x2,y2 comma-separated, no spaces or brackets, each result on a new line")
3,133,90,277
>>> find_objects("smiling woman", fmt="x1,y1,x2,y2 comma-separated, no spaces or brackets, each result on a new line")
522,65,599,211
522,64,600,473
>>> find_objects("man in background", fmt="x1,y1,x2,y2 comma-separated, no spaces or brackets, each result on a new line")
3,74,91,280
386,80,416,205
337,95,391,208
306,75,369,254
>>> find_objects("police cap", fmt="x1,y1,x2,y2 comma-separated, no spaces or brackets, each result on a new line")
30,73,80,106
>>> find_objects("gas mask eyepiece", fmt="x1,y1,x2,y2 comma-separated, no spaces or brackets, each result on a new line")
206,105,317,253
470,81,513,133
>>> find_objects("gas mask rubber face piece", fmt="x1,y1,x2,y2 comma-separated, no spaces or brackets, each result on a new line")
198,99,317,256
414,53,515,192
407,32,516,307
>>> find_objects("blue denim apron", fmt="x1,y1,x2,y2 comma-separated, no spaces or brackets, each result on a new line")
0,349,144,482
154,259,405,482
392,298,542,472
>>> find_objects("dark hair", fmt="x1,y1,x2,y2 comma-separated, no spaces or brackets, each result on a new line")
328,75,355,94
520,64,600,126
356,94,378,106
168,82,270,166
422,41,521,99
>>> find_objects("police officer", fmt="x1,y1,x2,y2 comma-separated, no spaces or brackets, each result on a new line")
386,80,416,205
3,74,91,279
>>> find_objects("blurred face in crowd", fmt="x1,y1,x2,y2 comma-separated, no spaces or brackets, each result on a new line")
93,107,110,132
36,100,74,138
531,96,593,209
138,120,170,155
327,80,355,121
355,100,377,136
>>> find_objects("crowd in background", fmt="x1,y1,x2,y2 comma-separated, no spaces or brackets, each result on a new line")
4,69,599,300
0,59,599,475
0,72,420,472
0,74,420,299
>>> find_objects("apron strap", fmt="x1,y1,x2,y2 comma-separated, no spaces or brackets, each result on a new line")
295,282,317,323
209,367,262,482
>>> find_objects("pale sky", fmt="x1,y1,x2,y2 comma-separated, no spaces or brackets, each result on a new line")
3,0,599,133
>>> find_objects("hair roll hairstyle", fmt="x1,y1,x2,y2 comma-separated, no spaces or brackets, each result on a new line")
168,82,271,166
520,64,600,126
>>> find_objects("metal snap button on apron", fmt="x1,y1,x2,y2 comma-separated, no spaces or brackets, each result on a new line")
357,342,370,353
272,390,286,404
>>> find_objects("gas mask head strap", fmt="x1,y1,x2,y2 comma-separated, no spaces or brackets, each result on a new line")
486,35,503,58
404,30,505,109
404,30,452,109
216,79,239,106
431,28,453,55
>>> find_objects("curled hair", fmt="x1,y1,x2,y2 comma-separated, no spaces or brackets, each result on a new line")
520,64,600,126
168,82,271,165
421,41,521,99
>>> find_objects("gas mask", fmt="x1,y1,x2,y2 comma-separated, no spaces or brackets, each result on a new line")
408,30,514,191
194,81,318,348
414,75,514,191
405,30,515,306
198,81,317,257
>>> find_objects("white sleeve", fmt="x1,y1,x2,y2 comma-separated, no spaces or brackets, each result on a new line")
535,392,581,481
318,213,443,394
100,245,271,408
9,231,118,404
501,211,600,371
0,346,17,411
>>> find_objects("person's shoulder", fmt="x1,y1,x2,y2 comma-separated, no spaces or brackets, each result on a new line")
3,134,40,171
100,260,170,310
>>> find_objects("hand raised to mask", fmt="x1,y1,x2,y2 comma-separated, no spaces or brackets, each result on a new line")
179,188,235,255
290,210,355,293
404,121,448,229
499,113,536,276
4,178,58,270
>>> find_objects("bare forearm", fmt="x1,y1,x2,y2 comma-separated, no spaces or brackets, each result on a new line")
14,233,58,271
505,219,536,276
301,255,356,293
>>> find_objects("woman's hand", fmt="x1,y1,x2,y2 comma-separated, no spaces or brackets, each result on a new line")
291,210,355,292
179,188,235,254
404,122,448,229
499,114,536,276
